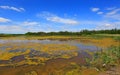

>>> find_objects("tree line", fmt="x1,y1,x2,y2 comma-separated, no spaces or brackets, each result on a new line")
0,29,119,37
25,29,120,36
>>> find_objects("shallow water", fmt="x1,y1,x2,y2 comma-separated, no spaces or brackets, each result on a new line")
0,39,102,75
0,39,101,51
0,39,102,63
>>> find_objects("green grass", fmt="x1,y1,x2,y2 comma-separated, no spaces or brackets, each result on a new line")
90,46,120,70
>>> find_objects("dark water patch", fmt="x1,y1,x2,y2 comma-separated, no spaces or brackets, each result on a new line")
11,55,25,63
28,49,77,58
0,46,11,51
0,60,10,64
75,44,101,52
9,49,26,53
29,49,51,58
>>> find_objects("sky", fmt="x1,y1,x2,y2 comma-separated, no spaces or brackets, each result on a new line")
0,0,120,34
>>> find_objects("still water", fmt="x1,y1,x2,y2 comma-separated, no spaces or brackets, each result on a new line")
0,39,101,51
0,39,102,75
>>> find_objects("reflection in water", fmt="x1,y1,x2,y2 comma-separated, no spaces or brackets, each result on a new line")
0,39,101,51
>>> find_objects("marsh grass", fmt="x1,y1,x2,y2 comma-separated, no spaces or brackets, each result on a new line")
89,46,120,71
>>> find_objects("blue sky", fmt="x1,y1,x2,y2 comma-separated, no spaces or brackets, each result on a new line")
0,0,120,33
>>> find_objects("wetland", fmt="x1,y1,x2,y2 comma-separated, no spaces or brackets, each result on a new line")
0,36,119,75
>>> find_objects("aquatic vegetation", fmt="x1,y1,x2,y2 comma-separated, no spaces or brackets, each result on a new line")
0,49,30,60
61,52,78,59
25,71,38,75
0,42,78,66
77,38,119,48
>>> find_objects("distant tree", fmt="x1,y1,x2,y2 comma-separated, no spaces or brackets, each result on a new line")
24,28,120,36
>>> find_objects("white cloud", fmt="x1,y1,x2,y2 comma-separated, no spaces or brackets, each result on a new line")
104,8,120,20
91,7,120,21
96,23,116,30
0,17,11,23
91,7,104,15
0,20,51,33
23,21,39,26
0,25,27,33
105,14,120,20
0,6,25,12
106,8,120,15
38,12,79,25
106,7,116,10
104,23,112,27
91,8,100,12
79,20,119,30
46,16,79,25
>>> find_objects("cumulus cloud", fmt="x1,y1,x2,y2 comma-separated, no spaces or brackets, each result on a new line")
0,17,11,23
38,12,79,25
0,6,25,12
91,8,100,12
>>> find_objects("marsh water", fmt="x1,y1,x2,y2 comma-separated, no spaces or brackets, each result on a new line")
0,39,102,75
0,39,101,51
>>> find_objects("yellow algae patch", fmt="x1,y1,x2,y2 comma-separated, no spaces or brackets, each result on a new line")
25,57,49,65
0,36,80,40
39,44,78,53
61,52,78,59
0,42,78,52
0,49,30,60
0,42,78,66
90,38,119,47
77,38,119,48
